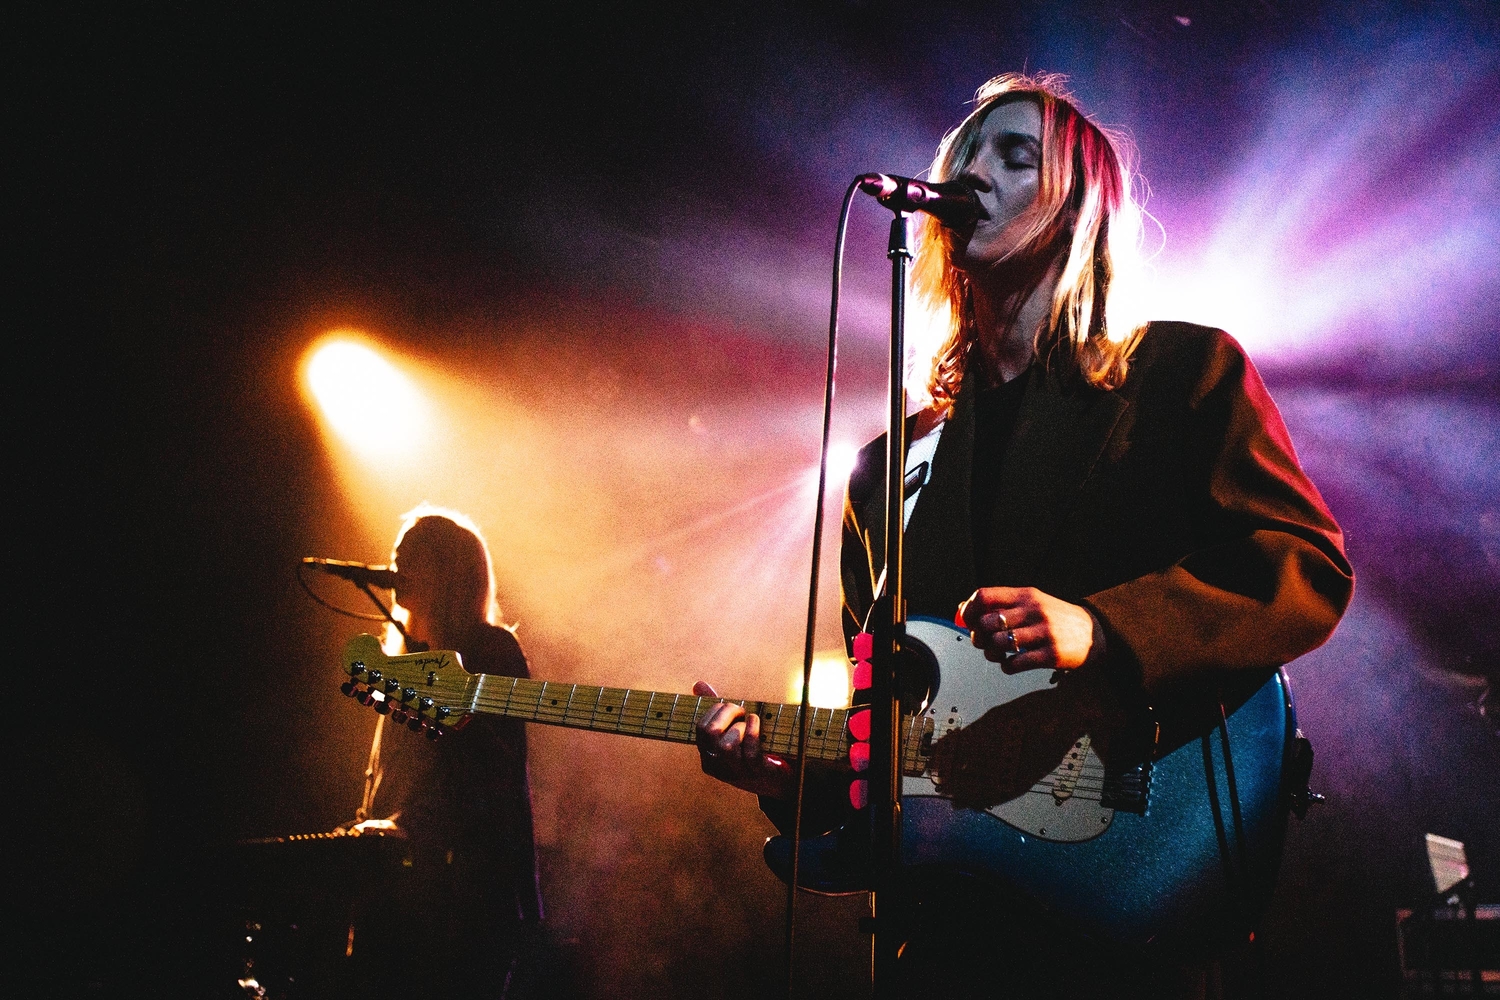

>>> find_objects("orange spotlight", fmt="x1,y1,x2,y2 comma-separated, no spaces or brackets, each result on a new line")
789,653,852,709
304,336,429,459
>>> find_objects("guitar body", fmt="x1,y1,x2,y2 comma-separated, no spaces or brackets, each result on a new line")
765,616,1297,952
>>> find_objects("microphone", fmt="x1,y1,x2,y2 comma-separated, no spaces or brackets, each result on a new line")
858,173,980,228
302,557,398,589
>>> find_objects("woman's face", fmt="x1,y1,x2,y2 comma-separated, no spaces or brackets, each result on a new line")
952,99,1044,272
393,552,437,624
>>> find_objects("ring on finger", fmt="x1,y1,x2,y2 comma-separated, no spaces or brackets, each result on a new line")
1004,629,1020,654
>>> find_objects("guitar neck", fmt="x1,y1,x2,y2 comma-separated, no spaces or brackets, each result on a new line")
464,675,858,763
342,635,930,772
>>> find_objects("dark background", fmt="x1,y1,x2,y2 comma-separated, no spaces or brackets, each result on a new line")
14,2,1500,997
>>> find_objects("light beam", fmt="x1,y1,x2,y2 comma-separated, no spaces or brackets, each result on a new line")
304,336,430,460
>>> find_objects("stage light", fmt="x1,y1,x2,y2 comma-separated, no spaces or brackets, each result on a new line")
825,441,859,484
304,337,429,459
789,653,851,709
1144,36,1500,360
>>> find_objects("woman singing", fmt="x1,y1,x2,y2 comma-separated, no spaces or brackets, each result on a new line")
694,72,1352,998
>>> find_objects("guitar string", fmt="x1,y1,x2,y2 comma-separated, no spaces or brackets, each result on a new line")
375,686,1109,769
359,705,1114,802
360,673,1118,790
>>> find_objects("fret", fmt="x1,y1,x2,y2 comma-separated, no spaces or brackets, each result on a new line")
639,691,656,737
514,678,543,719
615,688,634,732
903,715,920,774
666,692,684,742
539,681,562,723
587,685,605,728
781,704,797,757
627,689,658,736
691,696,707,739
523,680,541,722
762,702,780,754
591,686,627,730
499,675,520,718
810,707,831,759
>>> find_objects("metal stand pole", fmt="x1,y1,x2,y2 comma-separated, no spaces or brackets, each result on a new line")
869,213,911,997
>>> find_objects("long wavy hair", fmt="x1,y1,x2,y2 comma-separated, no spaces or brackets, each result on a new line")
912,72,1148,409
390,504,506,638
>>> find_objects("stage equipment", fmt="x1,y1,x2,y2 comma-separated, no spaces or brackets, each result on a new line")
1396,836,1498,997
295,555,424,651
856,173,981,229
776,170,1037,993
225,826,467,999
301,557,398,590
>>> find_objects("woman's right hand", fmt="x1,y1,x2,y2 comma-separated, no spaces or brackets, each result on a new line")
693,681,795,799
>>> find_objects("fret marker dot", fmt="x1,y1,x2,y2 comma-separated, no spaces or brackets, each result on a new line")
656,712,664,718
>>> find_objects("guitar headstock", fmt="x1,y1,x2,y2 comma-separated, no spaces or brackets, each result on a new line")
339,633,471,739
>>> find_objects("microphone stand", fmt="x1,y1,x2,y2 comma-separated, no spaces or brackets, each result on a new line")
868,212,911,996
351,581,426,653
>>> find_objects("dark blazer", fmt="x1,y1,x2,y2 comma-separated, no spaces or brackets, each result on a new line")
841,321,1354,739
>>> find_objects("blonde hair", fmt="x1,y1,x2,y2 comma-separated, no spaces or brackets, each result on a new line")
912,71,1148,408
390,503,504,631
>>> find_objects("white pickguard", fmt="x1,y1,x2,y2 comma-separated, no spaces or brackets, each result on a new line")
901,618,1114,843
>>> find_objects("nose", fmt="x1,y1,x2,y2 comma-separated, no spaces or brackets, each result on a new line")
956,170,991,194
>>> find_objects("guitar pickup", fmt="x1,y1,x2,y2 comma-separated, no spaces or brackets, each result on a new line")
1100,761,1152,815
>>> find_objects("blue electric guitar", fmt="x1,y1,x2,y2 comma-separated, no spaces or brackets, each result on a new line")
337,617,1310,951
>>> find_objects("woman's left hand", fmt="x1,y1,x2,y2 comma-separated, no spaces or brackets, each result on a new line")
958,586,1097,671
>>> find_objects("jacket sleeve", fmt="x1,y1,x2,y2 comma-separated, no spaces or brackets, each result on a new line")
1082,332,1354,698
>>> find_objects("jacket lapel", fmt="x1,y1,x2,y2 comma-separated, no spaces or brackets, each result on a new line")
902,379,978,618
984,367,1130,584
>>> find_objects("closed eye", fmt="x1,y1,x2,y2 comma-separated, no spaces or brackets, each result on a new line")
996,132,1041,169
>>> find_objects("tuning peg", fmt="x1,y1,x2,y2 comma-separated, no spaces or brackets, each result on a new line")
340,681,357,697
408,717,424,733
425,725,443,742
374,699,390,715
390,709,408,724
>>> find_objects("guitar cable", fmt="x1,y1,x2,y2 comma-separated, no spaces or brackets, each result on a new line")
784,176,862,1000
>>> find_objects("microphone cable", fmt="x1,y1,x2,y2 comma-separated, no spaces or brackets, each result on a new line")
785,175,862,998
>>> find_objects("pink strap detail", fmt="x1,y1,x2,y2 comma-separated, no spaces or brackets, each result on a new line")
852,632,873,660
847,708,871,742
851,660,872,690
848,741,870,772
849,778,869,810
